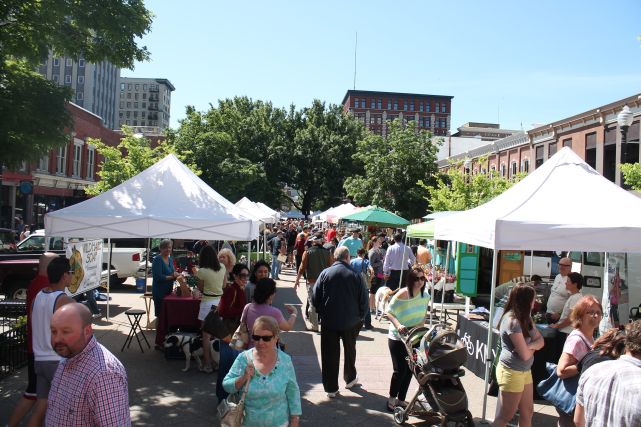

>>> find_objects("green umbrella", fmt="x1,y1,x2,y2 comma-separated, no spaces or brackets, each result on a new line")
340,206,410,228
406,220,436,239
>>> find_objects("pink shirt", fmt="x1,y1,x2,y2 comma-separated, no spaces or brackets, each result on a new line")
241,303,286,347
563,329,593,362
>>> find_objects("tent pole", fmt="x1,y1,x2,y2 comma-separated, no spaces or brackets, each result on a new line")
107,239,112,321
247,239,251,267
145,238,150,292
441,241,451,314
399,234,409,293
530,250,534,277
429,240,437,327
481,249,499,422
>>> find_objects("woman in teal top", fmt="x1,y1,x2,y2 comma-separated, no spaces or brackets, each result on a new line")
152,239,179,316
223,315,301,427
385,266,430,411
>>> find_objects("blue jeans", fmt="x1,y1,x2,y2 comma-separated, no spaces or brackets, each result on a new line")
270,256,281,279
216,342,241,402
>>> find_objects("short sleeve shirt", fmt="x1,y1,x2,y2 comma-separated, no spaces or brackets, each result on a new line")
195,267,226,300
242,304,286,347
559,292,583,334
547,274,570,314
562,329,593,362
498,312,536,371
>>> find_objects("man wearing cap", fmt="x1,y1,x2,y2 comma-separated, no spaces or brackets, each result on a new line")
295,233,334,332
338,228,363,259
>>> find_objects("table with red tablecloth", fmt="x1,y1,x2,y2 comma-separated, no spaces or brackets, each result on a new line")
155,295,201,346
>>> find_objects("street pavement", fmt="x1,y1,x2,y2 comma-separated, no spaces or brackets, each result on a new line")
1,265,559,426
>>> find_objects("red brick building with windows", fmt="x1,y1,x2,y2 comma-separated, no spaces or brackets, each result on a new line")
1,103,123,229
341,90,453,137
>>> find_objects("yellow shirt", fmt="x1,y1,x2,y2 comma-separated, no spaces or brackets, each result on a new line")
195,267,226,300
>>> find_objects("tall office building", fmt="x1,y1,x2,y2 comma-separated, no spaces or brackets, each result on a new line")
38,54,120,129
118,77,175,132
342,90,453,137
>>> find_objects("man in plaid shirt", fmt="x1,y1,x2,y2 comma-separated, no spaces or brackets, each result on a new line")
46,303,130,426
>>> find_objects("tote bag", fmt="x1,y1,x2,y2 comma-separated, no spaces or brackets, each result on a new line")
536,362,579,415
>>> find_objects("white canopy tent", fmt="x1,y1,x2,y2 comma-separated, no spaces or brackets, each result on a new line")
434,147,641,420
46,154,261,240
326,203,358,224
45,154,261,319
255,202,280,224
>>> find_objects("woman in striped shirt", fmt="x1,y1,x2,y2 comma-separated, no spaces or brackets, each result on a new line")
385,266,430,411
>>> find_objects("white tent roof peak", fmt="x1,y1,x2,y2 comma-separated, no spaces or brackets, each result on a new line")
45,154,260,240
435,147,641,252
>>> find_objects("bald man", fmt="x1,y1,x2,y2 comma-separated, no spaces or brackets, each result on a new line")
547,257,573,322
46,303,130,426
8,252,58,427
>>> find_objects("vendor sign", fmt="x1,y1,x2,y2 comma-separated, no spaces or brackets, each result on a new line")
65,239,104,297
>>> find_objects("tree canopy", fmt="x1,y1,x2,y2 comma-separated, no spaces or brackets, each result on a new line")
621,163,641,191
420,162,523,212
84,127,198,196
344,120,439,219
0,0,153,167
171,98,364,216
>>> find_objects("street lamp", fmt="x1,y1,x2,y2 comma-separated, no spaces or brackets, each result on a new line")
617,105,633,164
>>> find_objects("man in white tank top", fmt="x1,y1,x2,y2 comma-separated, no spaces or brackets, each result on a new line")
28,256,73,427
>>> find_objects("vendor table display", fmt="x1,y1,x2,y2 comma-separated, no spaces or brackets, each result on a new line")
456,314,560,399
155,294,201,346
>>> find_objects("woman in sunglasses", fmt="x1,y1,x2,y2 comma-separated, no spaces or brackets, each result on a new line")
384,266,430,411
224,315,302,427
216,263,249,333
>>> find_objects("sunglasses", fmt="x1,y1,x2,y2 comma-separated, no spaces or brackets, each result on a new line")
414,276,426,282
251,334,274,342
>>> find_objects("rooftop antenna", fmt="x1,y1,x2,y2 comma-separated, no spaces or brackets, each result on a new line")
353,32,358,90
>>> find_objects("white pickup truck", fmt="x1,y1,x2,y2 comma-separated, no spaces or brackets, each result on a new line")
17,230,145,285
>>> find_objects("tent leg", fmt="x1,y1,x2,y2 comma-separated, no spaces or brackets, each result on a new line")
429,240,438,327
465,296,471,315
145,238,150,292
107,239,112,321
481,249,499,422
441,241,451,315
399,235,409,290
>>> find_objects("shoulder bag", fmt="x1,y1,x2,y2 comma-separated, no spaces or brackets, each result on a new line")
536,334,591,414
217,352,251,427
230,305,249,350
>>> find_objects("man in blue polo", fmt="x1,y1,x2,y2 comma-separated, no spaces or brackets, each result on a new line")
338,228,363,259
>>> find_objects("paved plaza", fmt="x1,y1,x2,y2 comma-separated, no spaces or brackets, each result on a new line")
1,266,559,426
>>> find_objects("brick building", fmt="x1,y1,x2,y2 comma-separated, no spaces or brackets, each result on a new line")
341,90,453,137
1,103,122,229
438,94,641,187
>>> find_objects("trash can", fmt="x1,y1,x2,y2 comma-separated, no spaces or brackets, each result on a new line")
135,277,146,293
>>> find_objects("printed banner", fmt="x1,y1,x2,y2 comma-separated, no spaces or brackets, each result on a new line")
65,239,104,297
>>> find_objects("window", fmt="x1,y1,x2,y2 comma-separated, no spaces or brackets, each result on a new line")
133,120,137,126
426,103,430,112
135,84,140,90
361,99,366,108
548,142,557,157
143,84,147,90
134,93,139,100
563,138,572,148
133,111,138,117
511,161,517,177
377,99,382,109
393,101,398,110
141,121,146,126
410,102,414,112
142,102,146,108
53,58,59,66
500,163,506,177
128,84,132,90
586,132,597,169
86,146,95,179
64,75,71,83
38,156,49,172
134,102,138,108
126,111,131,118
535,145,544,168
126,120,130,125
56,145,67,174
76,91,83,100
119,112,124,118
72,141,82,177
419,103,424,112
424,117,431,127
370,99,375,109
77,75,84,84
403,101,408,111
442,104,447,113
370,117,374,124
522,159,529,173
66,58,72,66
435,104,440,113
119,101,124,108
127,92,131,99
120,83,125,90
387,100,391,109
52,74,59,82
126,102,131,108
143,93,147,99
78,58,85,67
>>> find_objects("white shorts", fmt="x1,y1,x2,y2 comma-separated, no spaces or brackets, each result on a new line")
198,297,220,321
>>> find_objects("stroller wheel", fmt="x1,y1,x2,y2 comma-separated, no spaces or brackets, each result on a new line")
440,411,474,427
393,406,407,425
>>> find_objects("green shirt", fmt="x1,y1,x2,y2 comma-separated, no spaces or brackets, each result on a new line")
387,291,430,340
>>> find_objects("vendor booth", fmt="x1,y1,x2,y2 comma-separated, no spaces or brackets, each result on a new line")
45,154,261,332
435,147,641,419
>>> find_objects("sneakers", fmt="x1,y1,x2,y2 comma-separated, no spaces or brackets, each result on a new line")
345,375,359,389
92,313,102,319
327,390,339,398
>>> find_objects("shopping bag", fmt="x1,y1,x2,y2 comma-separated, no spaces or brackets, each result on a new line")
536,362,579,415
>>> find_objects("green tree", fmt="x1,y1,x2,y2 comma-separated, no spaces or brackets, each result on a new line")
0,0,153,167
84,127,198,196
419,161,523,212
621,163,641,191
344,119,438,220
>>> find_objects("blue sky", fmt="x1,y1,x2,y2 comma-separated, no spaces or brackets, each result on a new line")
123,0,641,131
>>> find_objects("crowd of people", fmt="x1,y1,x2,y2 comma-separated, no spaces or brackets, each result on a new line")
7,219,641,427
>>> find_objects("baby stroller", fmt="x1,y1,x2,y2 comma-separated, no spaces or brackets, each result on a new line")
393,323,473,426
